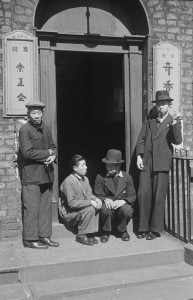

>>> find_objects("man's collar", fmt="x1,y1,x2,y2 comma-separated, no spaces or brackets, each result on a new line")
73,173,84,181
157,112,168,123
116,171,123,178
29,120,44,129
107,171,123,178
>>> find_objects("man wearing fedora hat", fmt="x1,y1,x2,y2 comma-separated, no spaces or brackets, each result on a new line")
94,149,136,242
136,90,182,240
18,101,59,249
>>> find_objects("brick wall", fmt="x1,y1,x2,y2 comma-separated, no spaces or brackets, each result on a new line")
0,0,35,241
0,0,193,240
142,0,193,156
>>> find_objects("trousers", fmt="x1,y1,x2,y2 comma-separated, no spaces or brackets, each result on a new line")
99,203,133,233
138,165,169,233
22,183,52,240
60,206,99,235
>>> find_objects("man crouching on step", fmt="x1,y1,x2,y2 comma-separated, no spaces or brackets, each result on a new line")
60,155,102,246
94,149,136,243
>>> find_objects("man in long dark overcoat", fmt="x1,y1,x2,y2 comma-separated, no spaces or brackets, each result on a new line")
136,90,182,240
18,101,59,249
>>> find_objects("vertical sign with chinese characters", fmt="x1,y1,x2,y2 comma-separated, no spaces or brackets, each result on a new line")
153,41,183,148
153,41,181,116
3,30,38,116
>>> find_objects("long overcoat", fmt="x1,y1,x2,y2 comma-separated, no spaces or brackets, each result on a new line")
136,113,182,172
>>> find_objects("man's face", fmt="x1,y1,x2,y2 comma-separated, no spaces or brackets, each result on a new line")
106,163,121,176
28,108,43,125
74,160,87,176
156,100,170,117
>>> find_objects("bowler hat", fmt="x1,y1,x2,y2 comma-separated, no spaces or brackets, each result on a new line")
25,101,45,109
152,90,173,103
102,149,124,164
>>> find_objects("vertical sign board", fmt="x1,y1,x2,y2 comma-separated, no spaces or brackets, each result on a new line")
153,41,183,147
3,30,38,116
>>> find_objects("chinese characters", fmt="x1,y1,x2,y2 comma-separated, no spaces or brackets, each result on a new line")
162,57,174,92
11,45,29,103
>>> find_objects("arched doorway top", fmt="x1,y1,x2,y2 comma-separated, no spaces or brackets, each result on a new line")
34,0,149,36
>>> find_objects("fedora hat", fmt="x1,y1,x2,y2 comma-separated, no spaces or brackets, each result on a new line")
25,101,45,109
102,149,124,164
152,90,173,103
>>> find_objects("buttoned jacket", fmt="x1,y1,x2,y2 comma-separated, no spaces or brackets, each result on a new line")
136,113,182,172
94,171,136,205
18,121,57,185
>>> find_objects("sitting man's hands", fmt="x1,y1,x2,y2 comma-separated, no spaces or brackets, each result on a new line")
94,198,102,210
113,200,126,210
91,198,102,210
104,198,114,209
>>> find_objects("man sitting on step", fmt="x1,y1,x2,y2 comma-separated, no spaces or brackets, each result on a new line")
60,155,102,246
94,149,136,243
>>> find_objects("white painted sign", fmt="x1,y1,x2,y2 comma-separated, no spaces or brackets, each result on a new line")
153,41,183,148
3,30,38,116
153,41,181,116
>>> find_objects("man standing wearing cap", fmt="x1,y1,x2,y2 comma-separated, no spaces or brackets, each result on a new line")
18,101,59,249
136,90,182,240
94,149,136,243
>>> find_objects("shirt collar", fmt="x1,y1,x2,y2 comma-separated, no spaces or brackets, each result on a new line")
107,171,123,178
73,173,84,181
157,112,168,123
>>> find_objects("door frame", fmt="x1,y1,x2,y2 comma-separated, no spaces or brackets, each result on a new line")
37,31,149,220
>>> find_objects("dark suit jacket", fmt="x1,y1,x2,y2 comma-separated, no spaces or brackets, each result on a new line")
18,120,57,185
136,113,182,172
94,171,136,205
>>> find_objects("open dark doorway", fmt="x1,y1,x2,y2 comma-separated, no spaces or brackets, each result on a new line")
56,51,125,187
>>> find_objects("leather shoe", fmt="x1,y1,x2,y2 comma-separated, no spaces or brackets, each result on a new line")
137,232,147,239
121,231,130,241
100,234,109,243
23,240,48,249
88,237,98,244
76,234,94,246
146,232,161,240
39,237,59,247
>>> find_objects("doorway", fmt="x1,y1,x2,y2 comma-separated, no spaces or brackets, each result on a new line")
56,51,125,187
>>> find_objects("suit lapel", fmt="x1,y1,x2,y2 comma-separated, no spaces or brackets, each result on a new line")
149,118,157,135
104,177,116,195
153,114,173,140
115,175,127,197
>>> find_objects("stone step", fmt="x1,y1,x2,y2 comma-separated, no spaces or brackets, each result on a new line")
0,231,190,299
0,283,32,300
16,232,184,284
0,243,20,285
21,262,193,299
52,220,135,239
66,274,193,300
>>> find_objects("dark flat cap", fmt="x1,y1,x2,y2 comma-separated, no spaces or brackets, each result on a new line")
25,101,45,109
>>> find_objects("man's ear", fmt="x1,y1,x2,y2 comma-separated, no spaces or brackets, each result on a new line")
73,166,77,172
